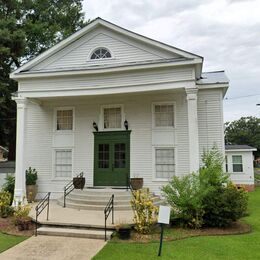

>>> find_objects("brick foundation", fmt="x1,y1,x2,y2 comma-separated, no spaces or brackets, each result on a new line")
236,184,255,192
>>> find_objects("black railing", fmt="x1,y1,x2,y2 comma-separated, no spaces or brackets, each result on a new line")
35,192,51,236
63,172,84,207
104,194,114,241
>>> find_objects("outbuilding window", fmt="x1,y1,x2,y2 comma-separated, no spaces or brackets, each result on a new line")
232,155,243,172
155,148,175,179
90,48,111,59
55,150,72,178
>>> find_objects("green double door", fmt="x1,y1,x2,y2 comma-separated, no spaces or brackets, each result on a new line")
94,131,131,186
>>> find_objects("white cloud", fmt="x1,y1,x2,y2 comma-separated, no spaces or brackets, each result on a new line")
83,0,260,121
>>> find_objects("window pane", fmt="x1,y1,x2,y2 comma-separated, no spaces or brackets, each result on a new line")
114,143,126,168
55,150,72,178
57,109,73,130
233,164,243,172
232,155,242,164
104,107,121,129
154,105,174,127
155,148,175,178
90,48,111,59
98,144,109,168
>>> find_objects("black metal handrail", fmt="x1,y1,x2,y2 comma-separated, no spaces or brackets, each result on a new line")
35,192,51,236
104,194,114,241
63,172,84,207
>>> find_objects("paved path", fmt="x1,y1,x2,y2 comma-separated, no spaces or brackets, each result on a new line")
0,236,106,260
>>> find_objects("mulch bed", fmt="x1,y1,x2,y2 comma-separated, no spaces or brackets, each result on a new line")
0,216,35,237
111,221,251,243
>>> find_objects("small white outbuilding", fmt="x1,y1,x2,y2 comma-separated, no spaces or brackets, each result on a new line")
225,145,256,191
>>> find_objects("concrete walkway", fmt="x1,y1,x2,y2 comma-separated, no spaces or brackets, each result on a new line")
0,236,106,260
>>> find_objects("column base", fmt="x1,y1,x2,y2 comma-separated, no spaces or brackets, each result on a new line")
12,189,28,206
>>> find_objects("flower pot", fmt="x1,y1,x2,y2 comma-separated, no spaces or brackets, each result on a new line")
73,177,85,189
130,178,143,190
118,228,131,240
26,185,38,203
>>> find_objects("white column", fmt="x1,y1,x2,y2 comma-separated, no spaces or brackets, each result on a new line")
13,97,28,206
185,88,200,173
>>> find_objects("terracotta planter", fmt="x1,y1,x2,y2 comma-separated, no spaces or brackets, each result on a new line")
130,178,143,190
26,185,38,203
73,177,85,189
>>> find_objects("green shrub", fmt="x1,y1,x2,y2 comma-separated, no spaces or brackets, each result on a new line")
3,175,15,203
162,147,248,229
161,174,206,228
199,147,230,189
202,184,248,227
0,191,13,218
26,167,38,185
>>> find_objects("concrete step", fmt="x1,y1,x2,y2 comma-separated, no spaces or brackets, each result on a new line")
37,227,113,240
65,197,131,206
73,188,131,196
57,199,132,211
68,193,132,201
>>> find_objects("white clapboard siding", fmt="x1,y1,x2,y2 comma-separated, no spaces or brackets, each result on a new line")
31,27,180,72
18,67,194,93
197,89,225,160
24,91,191,197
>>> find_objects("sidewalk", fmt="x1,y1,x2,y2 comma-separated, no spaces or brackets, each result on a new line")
0,236,106,260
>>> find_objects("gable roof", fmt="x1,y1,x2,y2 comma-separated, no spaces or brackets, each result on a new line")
10,17,203,78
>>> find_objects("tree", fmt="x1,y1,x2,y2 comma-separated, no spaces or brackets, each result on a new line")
225,116,260,157
0,0,86,159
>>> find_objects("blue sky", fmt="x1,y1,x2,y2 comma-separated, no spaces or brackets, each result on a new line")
83,0,260,122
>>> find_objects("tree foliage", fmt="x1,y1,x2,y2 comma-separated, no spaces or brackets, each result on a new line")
0,0,86,159
225,116,260,157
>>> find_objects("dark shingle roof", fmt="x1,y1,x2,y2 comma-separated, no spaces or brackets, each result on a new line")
225,145,256,150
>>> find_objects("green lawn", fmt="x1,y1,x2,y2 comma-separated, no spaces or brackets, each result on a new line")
0,232,27,253
93,188,260,260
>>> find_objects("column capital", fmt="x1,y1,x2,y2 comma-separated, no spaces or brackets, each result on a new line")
13,97,28,108
185,88,198,100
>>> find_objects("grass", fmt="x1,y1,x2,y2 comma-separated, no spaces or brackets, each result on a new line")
93,188,260,260
0,232,27,253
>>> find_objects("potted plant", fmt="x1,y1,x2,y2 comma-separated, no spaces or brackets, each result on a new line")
73,172,85,189
14,204,32,231
26,167,38,203
116,223,132,240
130,176,143,190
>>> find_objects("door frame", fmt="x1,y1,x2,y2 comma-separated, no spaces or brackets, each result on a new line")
93,130,131,186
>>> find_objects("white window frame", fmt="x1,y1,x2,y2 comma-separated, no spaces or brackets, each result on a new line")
54,107,75,132
225,155,228,172
232,155,243,173
152,102,176,129
153,146,176,181
88,46,114,61
52,148,73,180
100,104,124,131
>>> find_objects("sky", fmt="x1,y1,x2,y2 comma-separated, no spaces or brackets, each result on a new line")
83,0,260,122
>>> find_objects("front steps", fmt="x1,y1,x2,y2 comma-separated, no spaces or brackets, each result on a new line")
57,188,163,211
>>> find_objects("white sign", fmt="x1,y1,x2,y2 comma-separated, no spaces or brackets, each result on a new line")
158,205,171,224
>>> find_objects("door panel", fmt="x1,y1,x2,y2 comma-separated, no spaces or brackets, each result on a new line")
94,131,130,186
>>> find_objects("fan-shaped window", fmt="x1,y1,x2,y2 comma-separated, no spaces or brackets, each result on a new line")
90,48,111,60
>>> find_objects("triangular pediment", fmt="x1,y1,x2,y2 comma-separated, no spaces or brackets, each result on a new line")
11,18,203,76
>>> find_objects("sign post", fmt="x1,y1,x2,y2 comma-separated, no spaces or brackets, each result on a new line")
157,205,171,257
